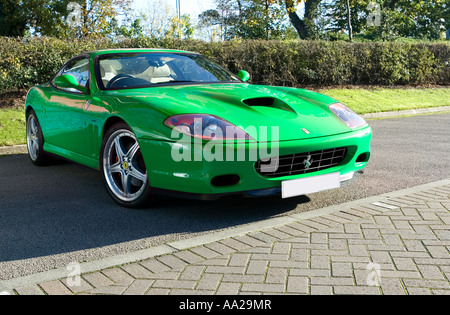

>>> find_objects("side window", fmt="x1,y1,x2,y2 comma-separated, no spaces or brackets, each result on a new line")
53,57,90,93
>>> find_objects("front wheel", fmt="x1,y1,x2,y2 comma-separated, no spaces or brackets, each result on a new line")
100,123,152,208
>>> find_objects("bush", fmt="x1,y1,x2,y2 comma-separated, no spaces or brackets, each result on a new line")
0,36,448,92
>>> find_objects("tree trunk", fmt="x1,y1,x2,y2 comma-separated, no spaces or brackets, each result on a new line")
285,0,321,39
285,0,306,38
346,0,353,42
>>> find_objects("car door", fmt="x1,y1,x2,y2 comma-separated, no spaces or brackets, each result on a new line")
45,56,91,156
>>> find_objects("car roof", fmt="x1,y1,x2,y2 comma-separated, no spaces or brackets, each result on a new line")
82,48,195,57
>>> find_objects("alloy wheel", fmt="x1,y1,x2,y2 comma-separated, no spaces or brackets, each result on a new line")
26,114,40,162
102,129,148,203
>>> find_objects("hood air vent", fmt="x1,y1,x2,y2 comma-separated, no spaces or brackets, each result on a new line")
243,97,276,106
242,97,295,113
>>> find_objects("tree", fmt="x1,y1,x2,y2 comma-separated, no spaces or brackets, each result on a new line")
0,0,28,36
0,0,133,38
345,0,353,41
198,9,223,41
383,0,449,40
324,0,450,41
0,0,71,37
285,0,322,39
115,18,144,39
167,14,195,39
238,0,289,40
198,0,310,40
136,0,195,39
67,0,133,39
197,0,240,40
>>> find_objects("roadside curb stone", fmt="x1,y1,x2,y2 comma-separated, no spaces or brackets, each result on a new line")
0,144,27,156
361,106,450,119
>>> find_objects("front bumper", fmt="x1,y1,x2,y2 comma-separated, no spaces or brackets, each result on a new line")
138,126,372,199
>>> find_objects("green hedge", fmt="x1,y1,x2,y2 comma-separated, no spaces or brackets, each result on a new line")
0,36,449,92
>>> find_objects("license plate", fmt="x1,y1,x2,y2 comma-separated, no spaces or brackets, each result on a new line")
282,172,341,199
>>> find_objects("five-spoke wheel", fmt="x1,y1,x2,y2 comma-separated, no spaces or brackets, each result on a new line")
101,123,152,208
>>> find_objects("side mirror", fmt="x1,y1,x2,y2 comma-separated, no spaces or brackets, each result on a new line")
54,74,87,94
238,70,250,83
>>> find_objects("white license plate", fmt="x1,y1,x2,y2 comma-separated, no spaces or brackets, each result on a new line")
282,172,341,199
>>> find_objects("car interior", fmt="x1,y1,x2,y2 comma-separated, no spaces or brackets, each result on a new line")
99,57,176,89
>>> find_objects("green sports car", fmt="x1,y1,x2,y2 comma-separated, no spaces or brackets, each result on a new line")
25,48,372,208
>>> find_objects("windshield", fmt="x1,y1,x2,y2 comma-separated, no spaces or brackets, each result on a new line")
96,52,241,90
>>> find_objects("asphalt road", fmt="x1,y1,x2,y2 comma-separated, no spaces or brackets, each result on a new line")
1,112,449,280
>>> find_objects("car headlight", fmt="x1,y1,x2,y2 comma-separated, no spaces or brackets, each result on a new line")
329,103,367,128
164,114,254,141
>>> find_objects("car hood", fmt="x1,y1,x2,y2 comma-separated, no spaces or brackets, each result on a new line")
107,83,353,142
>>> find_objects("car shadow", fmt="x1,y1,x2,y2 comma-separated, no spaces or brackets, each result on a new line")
0,154,310,264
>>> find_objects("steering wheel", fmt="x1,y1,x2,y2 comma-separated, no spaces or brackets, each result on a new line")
106,74,135,89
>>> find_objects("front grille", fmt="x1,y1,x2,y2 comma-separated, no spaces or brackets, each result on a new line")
255,147,348,178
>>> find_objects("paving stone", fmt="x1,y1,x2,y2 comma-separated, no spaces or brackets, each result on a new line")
174,250,205,264
241,283,285,293
190,246,223,259
123,279,154,295
216,282,240,295
139,259,171,274
331,262,353,277
286,276,308,294
122,263,154,279
85,285,127,295
39,280,72,295
83,271,115,288
157,255,189,271
246,260,269,275
228,253,251,267
333,285,381,295
265,268,288,284
12,182,450,296
379,278,406,295
196,273,223,291
152,279,197,290
102,268,134,286
14,285,45,295
220,238,252,251
178,265,205,281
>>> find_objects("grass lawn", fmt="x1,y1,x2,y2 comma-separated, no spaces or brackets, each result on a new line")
0,107,25,147
318,87,450,114
0,87,449,147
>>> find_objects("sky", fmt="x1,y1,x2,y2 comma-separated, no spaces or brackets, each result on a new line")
133,0,216,20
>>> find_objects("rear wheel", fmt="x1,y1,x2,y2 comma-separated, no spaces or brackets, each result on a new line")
26,109,51,166
100,123,152,208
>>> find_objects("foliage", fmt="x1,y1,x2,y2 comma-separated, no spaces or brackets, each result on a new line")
0,37,115,90
197,0,314,40
0,0,133,38
322,0,450,41
0,0,28,36
1,0,448,41
0,37,448,92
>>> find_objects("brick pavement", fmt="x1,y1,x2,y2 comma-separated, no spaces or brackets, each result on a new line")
2,181,450,295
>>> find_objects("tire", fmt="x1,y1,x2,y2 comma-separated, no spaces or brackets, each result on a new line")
100,122,152,208
26,109,51,166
